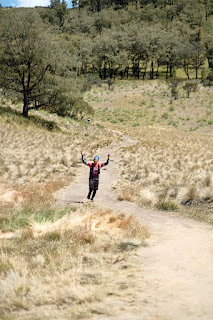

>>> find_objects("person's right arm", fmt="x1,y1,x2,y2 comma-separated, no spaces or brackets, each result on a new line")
81,152,87,165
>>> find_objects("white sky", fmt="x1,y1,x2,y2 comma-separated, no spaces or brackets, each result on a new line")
17,0,50,7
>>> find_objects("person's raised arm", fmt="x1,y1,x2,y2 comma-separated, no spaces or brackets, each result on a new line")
81,152,87,165
103,154,110,166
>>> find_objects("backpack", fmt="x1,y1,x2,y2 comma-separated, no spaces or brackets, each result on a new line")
90,163,100,179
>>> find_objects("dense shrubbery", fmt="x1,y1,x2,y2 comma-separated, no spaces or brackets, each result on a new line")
49,95,94,117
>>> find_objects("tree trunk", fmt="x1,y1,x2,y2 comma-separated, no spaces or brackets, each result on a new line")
143,62,147,80
184,61,190,80
23,92,29,118
132,64,136,77
156,61,159,78
103,61,107,80
195,66,198,79
170,63,173,77
99,68,102,79
137,61,140,79
109,63,113,79
166,62,169,79
150,61,154,79
125,66,129,79
97,0,101,12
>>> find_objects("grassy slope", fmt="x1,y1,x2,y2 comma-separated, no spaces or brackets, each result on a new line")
0,203,149,320
85,80,213,133
0,98,149,320
0,100,115,186
85,80,213,224
0,79,212,318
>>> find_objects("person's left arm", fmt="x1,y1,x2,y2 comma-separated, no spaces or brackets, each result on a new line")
102,154,110,167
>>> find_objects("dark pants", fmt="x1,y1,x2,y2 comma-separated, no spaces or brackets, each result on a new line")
89,178,99,190
88,178,99,200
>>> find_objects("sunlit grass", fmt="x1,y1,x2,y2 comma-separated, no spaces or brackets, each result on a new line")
85,80,213,133
85,80,213,223
0,203,149,319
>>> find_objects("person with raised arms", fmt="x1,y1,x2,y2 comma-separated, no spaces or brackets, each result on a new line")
81,152,110,201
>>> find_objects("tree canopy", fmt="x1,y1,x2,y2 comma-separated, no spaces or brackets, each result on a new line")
0,9,92,117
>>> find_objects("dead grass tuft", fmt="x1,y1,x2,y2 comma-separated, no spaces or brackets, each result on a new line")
119,215,150,239
0,204,149,319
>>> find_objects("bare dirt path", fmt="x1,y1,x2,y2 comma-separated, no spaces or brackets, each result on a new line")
55,135,213,320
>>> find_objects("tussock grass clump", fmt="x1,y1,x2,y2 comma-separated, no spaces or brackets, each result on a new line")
0,204,149,319
156,200,178,211
117,127,213,223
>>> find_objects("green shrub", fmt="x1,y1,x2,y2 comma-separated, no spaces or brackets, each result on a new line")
162,113,168,119
140,100,146,106
207,71,213,82
183,81,199,98
49,95,94,118
156,201,178,211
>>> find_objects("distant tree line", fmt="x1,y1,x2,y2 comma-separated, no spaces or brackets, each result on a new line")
62,0,213,80
0,0,213,116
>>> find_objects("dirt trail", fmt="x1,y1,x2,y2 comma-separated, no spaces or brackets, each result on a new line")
55,135,213,320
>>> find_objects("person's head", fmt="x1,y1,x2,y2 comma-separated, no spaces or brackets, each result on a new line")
93,156,99,164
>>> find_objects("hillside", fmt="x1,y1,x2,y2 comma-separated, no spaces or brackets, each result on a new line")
0,1,213,319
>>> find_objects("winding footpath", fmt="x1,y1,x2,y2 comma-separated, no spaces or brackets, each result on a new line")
56,135,213,320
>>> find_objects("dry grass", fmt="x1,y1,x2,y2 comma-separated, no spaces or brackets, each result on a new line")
0,121,113,186
84,80,213,223
0,203,149,320
0,101,120,211
85,80,213,134
116,127,213,223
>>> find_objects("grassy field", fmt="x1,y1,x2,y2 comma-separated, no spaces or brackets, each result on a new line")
0,200,149,320
85,80,213,133
85,80,213,224
0,99,118,198
0,96,150,319
0,79,212,318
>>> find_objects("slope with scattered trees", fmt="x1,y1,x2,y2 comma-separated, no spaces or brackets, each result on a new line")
0,0,213,116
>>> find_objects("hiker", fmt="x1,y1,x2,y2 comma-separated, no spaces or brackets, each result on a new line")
81,152,110,201
87,118,91,124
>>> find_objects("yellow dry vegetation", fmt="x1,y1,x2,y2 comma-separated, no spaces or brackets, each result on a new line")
117,127,213,206
0,203,149,320
85,80,213,222
0,98,149,320
85,80,213,133
0,122,114,186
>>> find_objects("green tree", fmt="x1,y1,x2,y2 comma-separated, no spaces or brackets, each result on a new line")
91,29,129,79
183,81,199,98
0,11,60,117
50,0,68,27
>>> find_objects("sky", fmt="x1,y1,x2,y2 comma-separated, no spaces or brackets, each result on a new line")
1,0,72,7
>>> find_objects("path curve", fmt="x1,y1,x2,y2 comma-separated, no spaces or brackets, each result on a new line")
55,135,213,320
